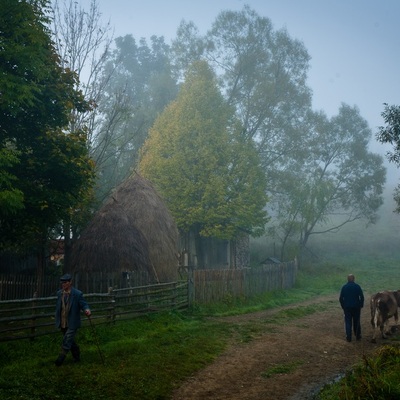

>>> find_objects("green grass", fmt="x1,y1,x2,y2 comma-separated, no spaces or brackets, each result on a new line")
1,256,400,400
261,360,304,378
317,345,400,400
0,312,229,400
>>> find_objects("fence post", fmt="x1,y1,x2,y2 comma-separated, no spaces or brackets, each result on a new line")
187,266,194,307
30,291,37,341
171,282,177,308
108,286,116,324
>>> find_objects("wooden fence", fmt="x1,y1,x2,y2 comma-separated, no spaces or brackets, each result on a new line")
0,281,188,342
191,261,297,304
0,274,59,300
0,271,154,301
0,260,297,342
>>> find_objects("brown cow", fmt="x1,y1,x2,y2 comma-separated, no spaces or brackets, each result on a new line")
370,290,400,343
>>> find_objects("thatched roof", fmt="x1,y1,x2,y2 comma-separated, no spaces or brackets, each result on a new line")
71,173,179,282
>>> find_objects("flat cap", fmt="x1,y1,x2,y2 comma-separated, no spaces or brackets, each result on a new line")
60,273,72,282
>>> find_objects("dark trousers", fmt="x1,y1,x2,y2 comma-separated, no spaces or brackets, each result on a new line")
343,307,361,340
60,327,80,359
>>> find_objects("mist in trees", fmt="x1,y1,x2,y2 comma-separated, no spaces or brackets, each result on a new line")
376,103,400,214
169,6,386,260
139,61,268,264
268,105,386,260
93,34,178,200
1,0,390,273
45,1,389,261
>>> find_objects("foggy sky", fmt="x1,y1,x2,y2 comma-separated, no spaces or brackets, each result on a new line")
78,0,400,187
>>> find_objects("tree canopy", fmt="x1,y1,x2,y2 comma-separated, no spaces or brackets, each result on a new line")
269,105,386,258
169,7,385,259
377,103,400,212
171,5,312,167
0,0,95,253
6,0,385,267
92,34,178,200
139,61,268,240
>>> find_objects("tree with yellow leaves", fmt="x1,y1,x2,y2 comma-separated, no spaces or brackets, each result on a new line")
139,61,268,262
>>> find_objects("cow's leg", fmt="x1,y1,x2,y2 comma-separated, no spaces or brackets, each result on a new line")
383,313,398,337
371,306,381,343
371,327,377,343
382,319,390,338
371,316,378,343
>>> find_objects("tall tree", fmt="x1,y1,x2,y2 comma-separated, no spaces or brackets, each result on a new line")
0,0,95,287
171,7,386,262
51,0,113,141
139,61,268,264
171,5,312,168
50,0,113,266
269,105,386,259
376,103,400,212
94,34,178,200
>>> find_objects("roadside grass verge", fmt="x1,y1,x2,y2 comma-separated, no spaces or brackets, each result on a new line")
316,343,400,400
1,256,399,400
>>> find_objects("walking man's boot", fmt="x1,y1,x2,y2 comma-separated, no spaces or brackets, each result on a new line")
55,349,67,366
71,344,80,362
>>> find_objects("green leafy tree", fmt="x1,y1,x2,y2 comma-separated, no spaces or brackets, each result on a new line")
139,61,268,263
270,105,386,260
171,7,386,262
376,103,400,212
0,0,95,286
0,147,24,216
171,5,312,168
50,0,113,267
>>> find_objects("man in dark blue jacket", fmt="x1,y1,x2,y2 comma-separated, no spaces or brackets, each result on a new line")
55,274,91,366
339,274,364,342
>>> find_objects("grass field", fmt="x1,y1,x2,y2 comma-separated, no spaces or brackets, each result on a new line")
1,255,399,400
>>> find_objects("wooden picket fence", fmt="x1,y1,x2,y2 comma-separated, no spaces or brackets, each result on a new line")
0,274,59,300
191,261,297,304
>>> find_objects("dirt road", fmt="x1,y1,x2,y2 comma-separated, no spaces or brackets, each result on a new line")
172,294,383,400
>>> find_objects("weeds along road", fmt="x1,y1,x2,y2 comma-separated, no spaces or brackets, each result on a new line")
172,294,383,400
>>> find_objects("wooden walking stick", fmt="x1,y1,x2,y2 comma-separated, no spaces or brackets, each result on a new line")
87,315,105,366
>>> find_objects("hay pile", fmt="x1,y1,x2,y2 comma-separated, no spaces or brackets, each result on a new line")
71,173,179,282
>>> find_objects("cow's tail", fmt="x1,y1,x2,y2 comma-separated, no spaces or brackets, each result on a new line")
370,295,377,327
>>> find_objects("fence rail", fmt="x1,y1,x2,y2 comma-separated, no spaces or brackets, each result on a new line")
0,281,188,342
0,260,297,342
0,271,154,301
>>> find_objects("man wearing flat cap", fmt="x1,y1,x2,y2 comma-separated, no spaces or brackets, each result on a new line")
55,273,91,366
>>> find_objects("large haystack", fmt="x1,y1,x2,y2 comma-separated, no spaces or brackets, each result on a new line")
104,173,179,282
70,201,155,278
71,173,179,283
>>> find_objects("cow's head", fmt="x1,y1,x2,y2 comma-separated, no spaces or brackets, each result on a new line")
391,290,400,306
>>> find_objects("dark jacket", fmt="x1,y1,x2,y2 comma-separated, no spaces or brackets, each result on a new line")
55,287,90,329
339,281,364,309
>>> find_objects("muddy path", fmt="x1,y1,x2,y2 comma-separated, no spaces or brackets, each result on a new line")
171,294,387,400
